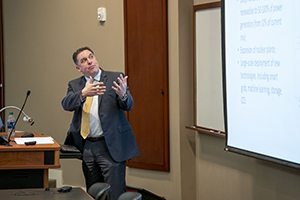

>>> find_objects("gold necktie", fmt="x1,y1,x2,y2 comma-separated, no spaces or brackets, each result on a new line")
81,96,93,139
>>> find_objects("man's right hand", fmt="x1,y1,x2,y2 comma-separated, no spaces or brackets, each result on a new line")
81,76,106,99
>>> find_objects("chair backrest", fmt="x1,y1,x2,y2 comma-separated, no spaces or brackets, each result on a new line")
118,192,142,200
88,182,111,200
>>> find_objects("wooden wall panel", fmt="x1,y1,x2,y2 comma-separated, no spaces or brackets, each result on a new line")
124,0,169,171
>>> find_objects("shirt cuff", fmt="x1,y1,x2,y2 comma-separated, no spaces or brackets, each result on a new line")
119,93,128,101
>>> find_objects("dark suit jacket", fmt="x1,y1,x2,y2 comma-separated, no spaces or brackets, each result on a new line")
61,69,140,162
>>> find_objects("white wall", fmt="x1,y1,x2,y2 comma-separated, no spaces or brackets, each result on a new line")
2,0,187,199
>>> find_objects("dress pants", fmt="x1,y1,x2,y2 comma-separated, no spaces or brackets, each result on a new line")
82,139,126,200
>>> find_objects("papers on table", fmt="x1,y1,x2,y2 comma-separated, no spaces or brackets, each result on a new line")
14,137,54,145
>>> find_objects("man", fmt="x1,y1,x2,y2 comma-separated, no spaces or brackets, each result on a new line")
61,47,140,200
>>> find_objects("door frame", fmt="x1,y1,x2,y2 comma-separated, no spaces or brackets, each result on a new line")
0,0,5,131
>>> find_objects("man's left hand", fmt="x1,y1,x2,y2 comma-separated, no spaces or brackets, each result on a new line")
112,74,128,98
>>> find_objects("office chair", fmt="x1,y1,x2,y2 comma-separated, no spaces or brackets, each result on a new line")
88,182,111,200
118,192,142,200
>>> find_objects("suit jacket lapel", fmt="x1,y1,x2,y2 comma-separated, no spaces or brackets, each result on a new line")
79,76,86,90
98,70,107,106
78,76,87,109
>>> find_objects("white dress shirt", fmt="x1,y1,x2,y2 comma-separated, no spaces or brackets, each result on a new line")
84,70,103,138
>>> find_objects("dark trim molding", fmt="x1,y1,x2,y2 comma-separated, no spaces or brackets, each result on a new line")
0,0,5,132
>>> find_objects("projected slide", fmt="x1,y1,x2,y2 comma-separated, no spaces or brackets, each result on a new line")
224,0,300,166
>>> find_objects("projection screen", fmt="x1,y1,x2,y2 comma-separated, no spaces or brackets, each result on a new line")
222,0,300,168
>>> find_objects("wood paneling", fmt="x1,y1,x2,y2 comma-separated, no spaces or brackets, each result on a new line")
124,0,169,171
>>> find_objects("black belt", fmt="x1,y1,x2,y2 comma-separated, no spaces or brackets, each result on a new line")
86,135,104,142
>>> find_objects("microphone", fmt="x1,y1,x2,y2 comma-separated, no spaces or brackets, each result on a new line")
5,90,31,146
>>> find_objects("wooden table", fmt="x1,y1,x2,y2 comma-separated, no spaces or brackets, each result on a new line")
0,132,60,189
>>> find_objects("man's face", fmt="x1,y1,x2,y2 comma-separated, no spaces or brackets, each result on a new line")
76,50,99,78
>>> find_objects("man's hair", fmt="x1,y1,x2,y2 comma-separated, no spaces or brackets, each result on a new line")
72,46,94,65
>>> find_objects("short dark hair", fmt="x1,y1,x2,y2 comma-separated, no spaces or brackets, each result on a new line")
72,46,94,65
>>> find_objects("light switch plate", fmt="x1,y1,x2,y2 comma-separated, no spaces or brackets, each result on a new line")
97,7,106,22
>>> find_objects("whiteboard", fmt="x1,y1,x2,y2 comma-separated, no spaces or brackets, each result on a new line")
195,7,224,132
